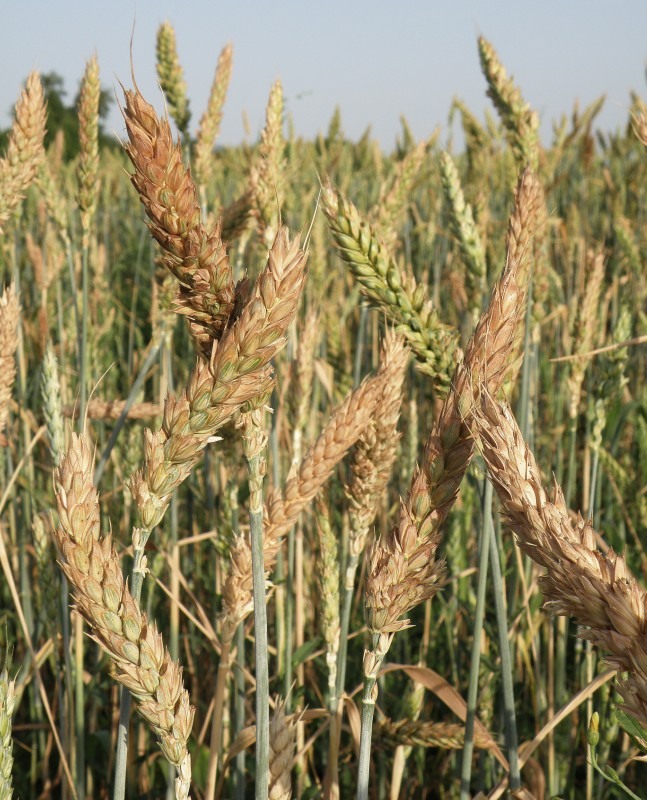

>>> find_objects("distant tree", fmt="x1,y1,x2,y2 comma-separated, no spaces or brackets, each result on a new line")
0,71,114,160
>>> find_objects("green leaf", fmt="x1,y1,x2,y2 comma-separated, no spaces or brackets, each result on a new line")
291,637,321,668
615,708,647,751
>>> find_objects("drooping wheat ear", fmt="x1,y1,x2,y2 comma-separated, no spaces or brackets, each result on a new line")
123,88,236,354
376,718,492,752
0,660,15,800
42,342,65,464
131,228,307,532
156,21,191,138
321,183,458,390
439,150,487,313
0,287,19,444
252,80,286,248
53,434,194,797
0,72,47,232
194,43,233,187
346,330,408,563
77,54,100,249
315,500,341,708
269,697,298,800
372,138,429,248
470,393,647,729
566,249,605,419
477,36,539,170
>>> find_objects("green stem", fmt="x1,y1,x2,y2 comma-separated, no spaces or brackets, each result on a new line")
356,672,379,800
487,499,520,789
336,553,358,701
243,414,269,800
460,479,492,800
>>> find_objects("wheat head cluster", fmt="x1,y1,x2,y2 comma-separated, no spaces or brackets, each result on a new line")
1,23,647,800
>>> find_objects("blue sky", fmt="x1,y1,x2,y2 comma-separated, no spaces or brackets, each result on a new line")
2,1,646,149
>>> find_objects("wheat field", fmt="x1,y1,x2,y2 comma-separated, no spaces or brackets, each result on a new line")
1,24,647,800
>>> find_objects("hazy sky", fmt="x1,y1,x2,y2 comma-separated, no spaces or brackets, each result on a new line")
2,1,646,149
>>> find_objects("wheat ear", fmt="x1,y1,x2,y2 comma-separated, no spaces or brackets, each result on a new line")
53,434,194,798
0,287,19,444
123,88,236,353
322,183,458,389
130,227,307,533
194,43,233,187
156,21,191,138
477,35,539,169
471,393,647,729
0,72,47,232
77,55,100,250
0,661,15,800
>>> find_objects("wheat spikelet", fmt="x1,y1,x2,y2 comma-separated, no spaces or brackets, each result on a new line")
54,434,194,796
0,287,19,444
41,342,65,463
373,138,429,248
0,72,47,232
131,227,307,531
123,88,236,353
156,21,191,137
77,54,100,249
0,661,15,800
316,501,341,705
471,393,647,728
32,512,61,649
322,183,458,389
346,330,408,562
364,167,541,647
567,249,605,419
477,36,539,170
264,334,405,548
376,717,492,752
439,150,487,313
288,310,319,435
63,399,161,421
220,189,254,243
194,43,233,187
269,697,297,800
252,80,286,248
